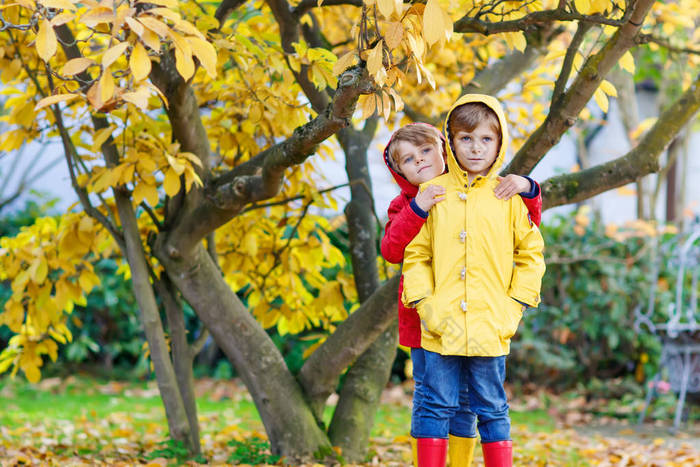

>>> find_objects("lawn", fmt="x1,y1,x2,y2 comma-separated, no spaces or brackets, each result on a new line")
1,375,697,466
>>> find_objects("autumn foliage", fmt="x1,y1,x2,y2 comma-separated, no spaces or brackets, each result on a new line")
0,0,699,460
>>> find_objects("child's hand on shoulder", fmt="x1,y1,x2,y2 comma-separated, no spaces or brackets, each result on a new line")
494,175,530,200
415,184,446,212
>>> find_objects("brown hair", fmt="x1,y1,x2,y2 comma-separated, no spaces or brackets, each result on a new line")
447,102,501,143
387,124,443,170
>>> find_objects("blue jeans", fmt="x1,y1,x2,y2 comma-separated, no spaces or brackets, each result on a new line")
411,350,510,442
411,348,477,439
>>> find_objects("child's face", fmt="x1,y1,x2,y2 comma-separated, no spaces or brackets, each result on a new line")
452,121,500,180
395,140,445,186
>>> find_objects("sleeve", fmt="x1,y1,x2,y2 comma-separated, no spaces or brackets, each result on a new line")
401,220,435,306
508,199,546,308
380,196,429,264
519,176,542,227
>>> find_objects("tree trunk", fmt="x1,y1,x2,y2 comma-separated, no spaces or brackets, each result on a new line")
155,241,330,459
113,191,195,452
327,123,399,461
155,277,201,455
328,324,398,460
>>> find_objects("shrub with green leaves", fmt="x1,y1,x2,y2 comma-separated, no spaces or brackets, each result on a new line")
509,208,681,389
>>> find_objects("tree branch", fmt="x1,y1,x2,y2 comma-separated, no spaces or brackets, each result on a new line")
214,0,248,29
552,21,593,105
636,34,700,56
266,0,330,114
297,274,399,416
161,66,373,257
505,0,655,175
542,72,700,209
454,6,632,35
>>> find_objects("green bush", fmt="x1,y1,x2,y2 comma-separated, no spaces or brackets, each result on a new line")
509,208,680,389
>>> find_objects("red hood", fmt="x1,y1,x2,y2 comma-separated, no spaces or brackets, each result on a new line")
382,122,446,198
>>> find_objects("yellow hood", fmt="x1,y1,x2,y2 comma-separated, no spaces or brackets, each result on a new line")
443,93,509,182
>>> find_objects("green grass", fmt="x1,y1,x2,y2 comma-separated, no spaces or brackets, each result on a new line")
1,376,557,436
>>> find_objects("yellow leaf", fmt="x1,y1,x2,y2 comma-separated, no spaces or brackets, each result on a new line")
50,12,75,26
593,88,608,113
382,91,391,121
599,79,617,97
165,153,186,174
508,32,527,53
78,269,99,293
91,124,116,152
629,117,656,141
39,0,76,11
366,40,384,78
188,37,217,79
136,0,177,7
130,41,151,81
31,257,48,284
61,57,93,76
122,86,150,110
574,0,591,14
422,0,445,47
124,16,144,36
22,363,40,383
36,19,57,62
138,16,170,39
360,93,376,119
619,50,635,74
163,168,181,197
170,31,194,80
35,93,79,110
147,7,181,24
242,230,258,257
98,71,115,106
385,22,403,50
134,182,159,206
332,51,357,76
179,152,202,168
377,0,395,19
102,41,129,69
388,87,404,111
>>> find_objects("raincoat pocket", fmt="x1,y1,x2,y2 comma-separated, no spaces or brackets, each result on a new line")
501,297,524,340
416,295,444,336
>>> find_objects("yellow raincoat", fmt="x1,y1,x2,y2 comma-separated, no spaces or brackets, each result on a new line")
401,94,545,356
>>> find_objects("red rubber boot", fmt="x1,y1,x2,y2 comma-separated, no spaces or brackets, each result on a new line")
481,440,512,467
416,438,448,467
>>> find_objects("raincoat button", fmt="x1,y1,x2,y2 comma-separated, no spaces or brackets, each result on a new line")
459,230,467,243
460,267,466,279
460,300,467,312
458,192,467,200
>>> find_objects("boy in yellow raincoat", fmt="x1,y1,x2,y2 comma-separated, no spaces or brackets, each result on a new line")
402,94,546,467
